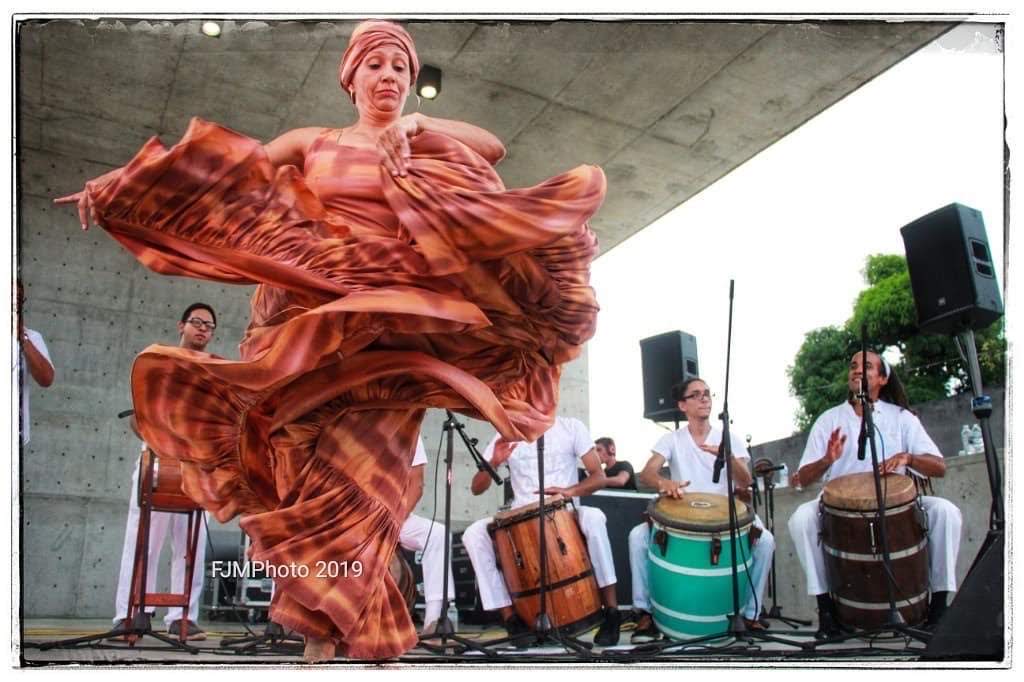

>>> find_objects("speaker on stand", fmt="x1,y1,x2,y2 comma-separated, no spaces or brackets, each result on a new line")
639,331,699,423
900,202,1005,661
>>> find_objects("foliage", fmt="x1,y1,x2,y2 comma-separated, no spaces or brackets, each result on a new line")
788,253,1005,431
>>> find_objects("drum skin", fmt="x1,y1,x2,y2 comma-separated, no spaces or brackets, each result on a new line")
647,493,753,640
139,448,202,512
821,473,929,629
488,496,603,634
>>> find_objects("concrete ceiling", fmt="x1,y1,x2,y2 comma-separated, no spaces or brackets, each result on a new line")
19,18,954,256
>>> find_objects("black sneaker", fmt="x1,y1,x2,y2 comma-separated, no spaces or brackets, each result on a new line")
814,606,842,640
594,607,621,647
630,611,660,643
167,619,207,641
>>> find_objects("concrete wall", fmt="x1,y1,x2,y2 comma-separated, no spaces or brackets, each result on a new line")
749,387,1006,476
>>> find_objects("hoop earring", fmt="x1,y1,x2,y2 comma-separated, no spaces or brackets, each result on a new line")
414,93,422,112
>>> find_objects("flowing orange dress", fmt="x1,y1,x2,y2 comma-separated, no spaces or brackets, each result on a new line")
84,118,604,658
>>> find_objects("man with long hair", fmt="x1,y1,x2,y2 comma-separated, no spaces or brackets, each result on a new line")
787,350,962,639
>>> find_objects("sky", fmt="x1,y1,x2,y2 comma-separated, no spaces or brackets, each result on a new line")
587,22,1006,467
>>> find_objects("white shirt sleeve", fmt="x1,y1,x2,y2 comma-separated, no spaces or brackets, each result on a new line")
570,419,594,460
24,329,52,364
482,433,500,461
799,412,832,471
411,437,428,467
901,411,943,459
652,431,676,464
729,426,751,461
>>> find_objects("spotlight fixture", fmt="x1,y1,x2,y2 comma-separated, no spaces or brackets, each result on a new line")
416,64,442,100
201,21,222,38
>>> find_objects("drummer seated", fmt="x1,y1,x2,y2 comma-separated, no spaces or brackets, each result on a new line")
787,351,963,639
461,416,622,646
627,378,775,643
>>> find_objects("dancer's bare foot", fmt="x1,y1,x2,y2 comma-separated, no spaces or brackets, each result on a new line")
303,636,336,663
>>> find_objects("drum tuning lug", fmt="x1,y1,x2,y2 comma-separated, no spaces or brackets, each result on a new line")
710,537,722,566
514,551,524,569
557,538,568,556
654,530,668,557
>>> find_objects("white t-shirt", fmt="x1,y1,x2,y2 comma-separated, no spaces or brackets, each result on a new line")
482,416,594,510
19,328,51,445
411,436,427,467
651,423,751,495
798,400,942,484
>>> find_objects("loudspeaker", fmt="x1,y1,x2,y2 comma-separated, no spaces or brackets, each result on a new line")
921,530,1004,661
640,330,699,422
900,203,1003,335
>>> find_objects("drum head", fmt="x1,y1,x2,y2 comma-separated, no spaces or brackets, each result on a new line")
648,493,752,533
492,494,568,528
822,472,916,510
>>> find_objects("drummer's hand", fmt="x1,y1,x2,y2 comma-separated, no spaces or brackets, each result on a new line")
824,428,847,464
699,444,719,456
878,452,911,475
378,113,422,177
489,439,516,467
657,479,690,499
541,486,572,498
53,189,96,231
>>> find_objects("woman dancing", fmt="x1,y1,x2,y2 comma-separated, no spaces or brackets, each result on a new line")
55,20,604,661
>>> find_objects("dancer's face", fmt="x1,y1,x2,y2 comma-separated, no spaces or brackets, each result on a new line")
350,44,411,119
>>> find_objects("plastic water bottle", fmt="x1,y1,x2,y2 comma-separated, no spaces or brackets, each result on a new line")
960,424,972,456
776,463,790,489
446,604,459,631
969,424,984,454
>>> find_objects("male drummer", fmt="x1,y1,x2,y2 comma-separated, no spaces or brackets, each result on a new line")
461,416,622,646
110,303,217,641
627,377,775,643
787,351,962,638
400,435,456,635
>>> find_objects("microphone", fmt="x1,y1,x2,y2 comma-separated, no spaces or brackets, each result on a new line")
712,426,727,484
857,324,869,460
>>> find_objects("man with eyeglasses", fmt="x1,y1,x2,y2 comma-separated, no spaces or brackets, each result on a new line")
110,303,217,642
625,377,774,643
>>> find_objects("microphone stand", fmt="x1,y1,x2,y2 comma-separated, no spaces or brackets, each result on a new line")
645,281,801,654
755,461,811,629
418,410,500,658
814,330,930,648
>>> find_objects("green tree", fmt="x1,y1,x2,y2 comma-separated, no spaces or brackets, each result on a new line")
789,253,1005,431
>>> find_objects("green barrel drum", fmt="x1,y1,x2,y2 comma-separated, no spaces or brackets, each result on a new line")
646,493,754,640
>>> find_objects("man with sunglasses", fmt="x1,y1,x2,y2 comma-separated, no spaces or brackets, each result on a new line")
110,303,218,641
625,377,774,643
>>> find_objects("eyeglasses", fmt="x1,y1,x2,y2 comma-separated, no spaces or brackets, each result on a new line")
186,317,216,332
683,390,713,402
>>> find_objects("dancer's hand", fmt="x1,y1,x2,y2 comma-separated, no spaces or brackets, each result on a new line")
378,113,422,177
53,189,95,230
699,443,719,457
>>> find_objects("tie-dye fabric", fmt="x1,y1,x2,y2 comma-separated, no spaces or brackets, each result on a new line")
83,118,604,658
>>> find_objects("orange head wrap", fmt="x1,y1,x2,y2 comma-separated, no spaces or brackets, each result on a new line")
338,20,420,96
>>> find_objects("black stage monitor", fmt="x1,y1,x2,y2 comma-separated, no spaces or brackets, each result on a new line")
640,330,699,422
900,202,1003,335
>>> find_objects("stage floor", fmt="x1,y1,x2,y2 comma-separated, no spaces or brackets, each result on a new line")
19,616,950,666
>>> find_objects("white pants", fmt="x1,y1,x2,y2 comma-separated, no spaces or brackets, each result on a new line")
787,495,962,596
399,514,455,603
113,456,207,625
462,505,617,611
628,515,775,620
